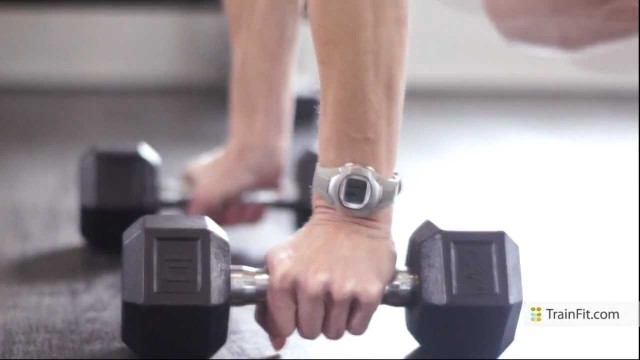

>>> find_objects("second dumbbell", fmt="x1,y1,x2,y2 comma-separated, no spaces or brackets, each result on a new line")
79,142,317,249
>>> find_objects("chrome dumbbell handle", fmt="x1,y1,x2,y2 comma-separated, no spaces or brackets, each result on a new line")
229,265,416,307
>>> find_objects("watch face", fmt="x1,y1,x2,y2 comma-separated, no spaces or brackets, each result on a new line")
340,176,370,209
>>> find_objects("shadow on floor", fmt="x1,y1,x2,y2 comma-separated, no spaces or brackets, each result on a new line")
2,240,270,286
5,245,120,285
86,344,282,359
85,346,136,359
405,347,434,359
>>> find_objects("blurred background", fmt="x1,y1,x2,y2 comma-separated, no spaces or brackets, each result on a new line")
0,1,638,359
0,1,637,93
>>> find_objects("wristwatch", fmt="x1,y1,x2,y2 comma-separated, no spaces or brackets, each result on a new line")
312,162,401,217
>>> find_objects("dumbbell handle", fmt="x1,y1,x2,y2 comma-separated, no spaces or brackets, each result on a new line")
159,193,305,210
230,265,416,307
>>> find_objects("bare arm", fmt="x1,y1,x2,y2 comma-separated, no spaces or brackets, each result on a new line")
260,0,409,348
225,0,302,157
310,0,408,224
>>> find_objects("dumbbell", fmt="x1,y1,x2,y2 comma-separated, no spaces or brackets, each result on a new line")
294,93,320,127
121,214,523,359
79,142,317,250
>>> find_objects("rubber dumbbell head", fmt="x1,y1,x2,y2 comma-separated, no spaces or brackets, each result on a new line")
81,142,317,250
294,94,319,126
80,142,161,249
405,221,523,359
121,214,412,358
121,215,231,358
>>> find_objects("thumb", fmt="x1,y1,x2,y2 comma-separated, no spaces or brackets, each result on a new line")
186,187,210,215
256,304,286,351
186,187,223,216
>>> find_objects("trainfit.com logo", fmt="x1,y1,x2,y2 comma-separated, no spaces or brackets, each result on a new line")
530,307,542,322
524,302,637,326
528,304,628,325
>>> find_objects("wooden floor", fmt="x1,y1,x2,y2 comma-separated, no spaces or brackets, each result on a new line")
0,91,638,359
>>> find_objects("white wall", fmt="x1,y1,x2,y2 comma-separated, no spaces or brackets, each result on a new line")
0,2,637,94
0,7,231,88
404,0,638,94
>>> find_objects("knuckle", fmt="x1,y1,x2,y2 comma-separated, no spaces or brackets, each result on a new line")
302,272,330,297
265,248,283,268
269,271,294,293
331,281,357,303
358,283,385,305
331,286,355,303
265,248,294,277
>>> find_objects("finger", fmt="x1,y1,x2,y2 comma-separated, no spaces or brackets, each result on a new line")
322,289,352,340
346,300,377,336
181,172,194,189
221,201,245,225
346,286,383,336
207,207,226,223
255,303,268,333
206,198,227,225
187,187,223,218
296,275,327,340
265,270,297,343
244,204,267,223
266,293,296,349
256,295,286,351
186,191,209,215
269,336,286,351
180,163,197,188
232,203,266,224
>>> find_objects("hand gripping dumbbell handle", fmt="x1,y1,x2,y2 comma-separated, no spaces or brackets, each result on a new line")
230,265,416,307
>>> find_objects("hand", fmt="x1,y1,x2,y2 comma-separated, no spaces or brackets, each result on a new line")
183,145,284,225
255,200,397,349
485,0,639,50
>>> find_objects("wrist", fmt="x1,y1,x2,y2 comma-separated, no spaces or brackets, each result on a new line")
225,142,286,186
311,194,393,231
227,137,288,160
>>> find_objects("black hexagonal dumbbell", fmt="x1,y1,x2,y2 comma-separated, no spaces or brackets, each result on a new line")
121,214,523,359
294,93,320,127
79,142,317,250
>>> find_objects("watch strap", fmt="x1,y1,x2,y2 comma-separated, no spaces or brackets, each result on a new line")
378,172,401,208
311,164,336,205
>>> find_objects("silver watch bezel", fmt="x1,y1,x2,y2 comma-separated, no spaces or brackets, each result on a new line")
327,163,383,216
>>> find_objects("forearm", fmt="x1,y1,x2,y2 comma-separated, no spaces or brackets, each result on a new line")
308,0,408,224
224,0,302,156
